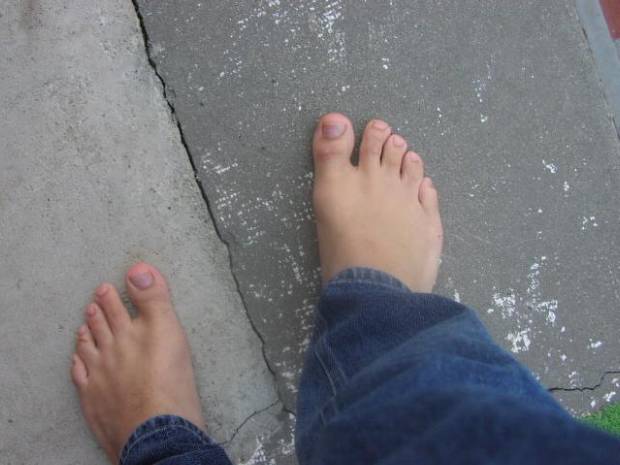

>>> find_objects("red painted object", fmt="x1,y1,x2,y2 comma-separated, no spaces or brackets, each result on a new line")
600,0,620,39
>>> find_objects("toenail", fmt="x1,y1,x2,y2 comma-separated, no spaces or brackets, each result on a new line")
86,305,97,317
78,325,87,336
372,120,389,130
392,135,405,147
321,121,345,139
129,271,154,290
95,284,109,297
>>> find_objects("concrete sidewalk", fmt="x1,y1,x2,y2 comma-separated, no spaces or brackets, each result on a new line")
0,0,287,463
136,0,620,424
2,0,620,464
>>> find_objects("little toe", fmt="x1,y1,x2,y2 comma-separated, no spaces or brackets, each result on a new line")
402,151,424,185
85,303,113,347
126,262,174,320
359,119,391,171
312,113,355,179
94,283,131,333
76,324,98,363
71,354,89,388
382,134,408,173
419,177,439,213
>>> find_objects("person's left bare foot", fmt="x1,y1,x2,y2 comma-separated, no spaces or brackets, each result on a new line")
71,262,205,463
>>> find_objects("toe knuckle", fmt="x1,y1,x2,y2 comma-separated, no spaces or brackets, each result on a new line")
314,145,340,159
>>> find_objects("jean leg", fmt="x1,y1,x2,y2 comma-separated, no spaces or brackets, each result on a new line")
295,268,620,465
120,415,232,465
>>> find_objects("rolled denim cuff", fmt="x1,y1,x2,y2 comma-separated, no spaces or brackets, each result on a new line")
328,267,411,292
120,415,231,465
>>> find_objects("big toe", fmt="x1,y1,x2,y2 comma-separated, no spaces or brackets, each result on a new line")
312,113,354,179
126,262,173,320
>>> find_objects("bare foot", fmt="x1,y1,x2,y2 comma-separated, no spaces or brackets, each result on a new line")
312,113,443,292
71,262,205,463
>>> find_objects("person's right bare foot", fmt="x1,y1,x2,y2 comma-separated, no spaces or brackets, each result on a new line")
312,113,444,292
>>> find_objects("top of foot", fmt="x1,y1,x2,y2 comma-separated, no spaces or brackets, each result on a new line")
71,263,205,463
312,113,443,292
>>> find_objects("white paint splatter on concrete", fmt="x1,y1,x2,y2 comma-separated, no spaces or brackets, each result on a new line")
492,290,516,318
526,258,559,321
542,159,558,174
472,64,492,123
239,438,274,465
581,216,598,230
603,391,616,402
506,329,531,353
213,161,239,174
489,257,562,354
317,0,342,35
326,31,346,63
589,340,603,349
568,370,580,387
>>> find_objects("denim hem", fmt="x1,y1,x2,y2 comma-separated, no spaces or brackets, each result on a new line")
119,415,211,465
312,268,414,400
327,267,411,292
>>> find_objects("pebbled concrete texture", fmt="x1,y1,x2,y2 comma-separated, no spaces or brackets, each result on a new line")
0,0,284,463
136,0,620,423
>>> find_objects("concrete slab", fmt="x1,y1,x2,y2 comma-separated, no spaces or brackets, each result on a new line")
137,0,620,419
0,0,285,463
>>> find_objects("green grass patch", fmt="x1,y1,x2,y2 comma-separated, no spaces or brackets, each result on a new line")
582,402,620,436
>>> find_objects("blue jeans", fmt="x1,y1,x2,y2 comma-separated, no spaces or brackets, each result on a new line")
119,268,620,465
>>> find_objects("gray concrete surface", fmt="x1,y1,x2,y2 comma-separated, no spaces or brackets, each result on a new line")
137,0,620,420
3,0,620,464
0,0,287,463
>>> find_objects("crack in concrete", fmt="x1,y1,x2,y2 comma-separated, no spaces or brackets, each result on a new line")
220,399,281,446
548,370,620,393
129,0,287,422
